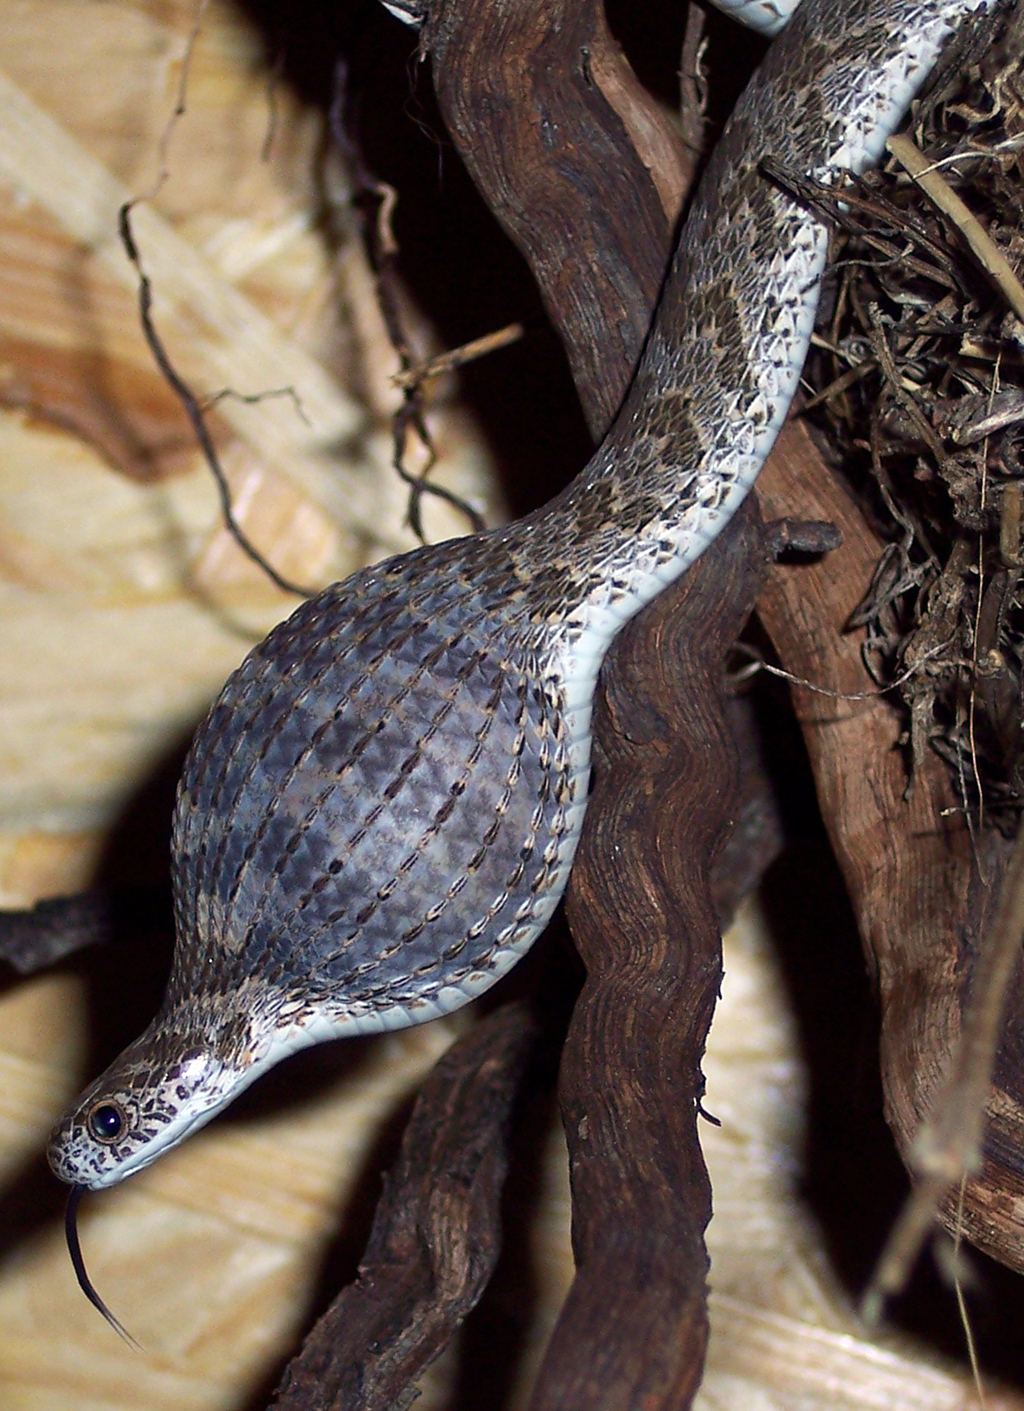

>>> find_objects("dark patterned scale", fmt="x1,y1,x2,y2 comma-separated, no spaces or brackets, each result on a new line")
50,0,1008,1195
171,547,579,1020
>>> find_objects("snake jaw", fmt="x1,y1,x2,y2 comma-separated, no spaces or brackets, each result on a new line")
47,1047,238,1190
45,989,285,1190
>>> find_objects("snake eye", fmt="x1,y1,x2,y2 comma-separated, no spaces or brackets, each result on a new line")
87,1101,127,1144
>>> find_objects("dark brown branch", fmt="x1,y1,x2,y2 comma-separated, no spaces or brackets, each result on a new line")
270,1002,543,1411
0,890,111,974
533,498,766,1411
425,0,1024,1294
754,420,1024,1274
423,3,776,1407
423,0,693,437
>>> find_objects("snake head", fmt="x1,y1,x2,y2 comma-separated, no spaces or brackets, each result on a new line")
47,984,287,1190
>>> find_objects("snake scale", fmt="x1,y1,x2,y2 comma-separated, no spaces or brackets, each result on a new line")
49,0,1006,1250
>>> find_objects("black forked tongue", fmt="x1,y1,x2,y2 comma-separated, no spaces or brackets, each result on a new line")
65,1184,143,1350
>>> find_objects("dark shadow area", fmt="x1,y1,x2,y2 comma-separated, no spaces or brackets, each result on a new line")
754,667,1024,1387
606,0,766,128
236,1073,419,1411
605,0,688,109
236,917,580,1411
0,1150,70,1284
448,923,580,1411
238,0,594,519
449,1083,561,1411
0,745,187,1285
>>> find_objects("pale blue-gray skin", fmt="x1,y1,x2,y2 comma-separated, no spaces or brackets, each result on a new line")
49,0,1008,1190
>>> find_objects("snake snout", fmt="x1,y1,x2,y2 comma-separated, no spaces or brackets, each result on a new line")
46,1014,249,1190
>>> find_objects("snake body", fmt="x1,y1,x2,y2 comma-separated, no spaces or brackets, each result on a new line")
50,0,1006,1192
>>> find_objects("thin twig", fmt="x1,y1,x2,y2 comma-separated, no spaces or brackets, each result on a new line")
731,635,961,700
888,132,1024,323
761,155,963,292
330,57,485,541
862,815,1024,1324
390,321,526,389
139,0,210,207
866,301,949,467
800,354,877,410
119,204,313,597
261,50,286,163
953,1175,988,1410
202,385,311,426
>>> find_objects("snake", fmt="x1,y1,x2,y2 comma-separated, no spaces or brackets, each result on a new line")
47,0,1008,1332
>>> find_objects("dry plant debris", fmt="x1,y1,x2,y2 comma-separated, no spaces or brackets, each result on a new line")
799,19,1024,823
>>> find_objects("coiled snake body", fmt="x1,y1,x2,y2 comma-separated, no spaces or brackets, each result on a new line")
50,0,1006,1199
